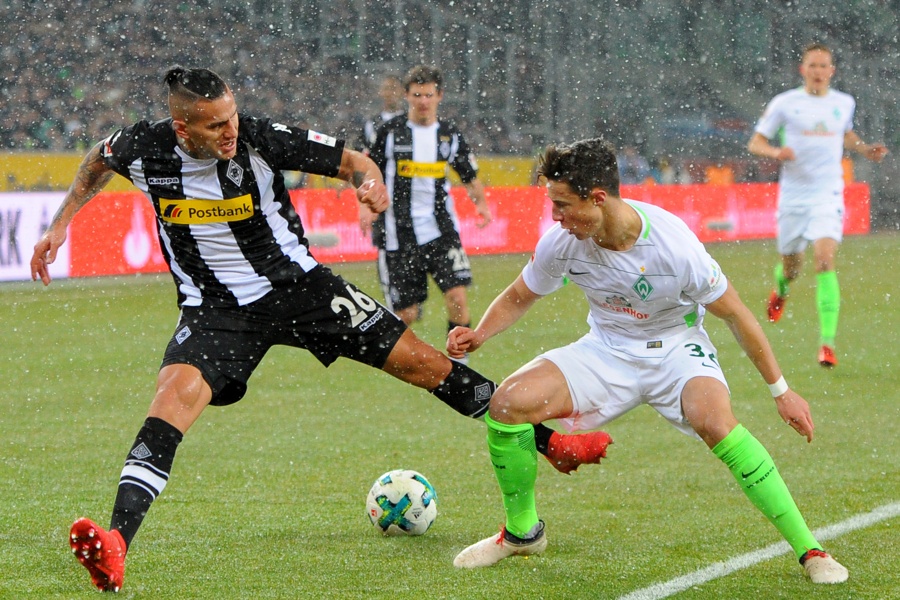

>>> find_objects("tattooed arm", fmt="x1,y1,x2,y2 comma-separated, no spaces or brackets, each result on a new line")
336,148,389,215
31,142,115,285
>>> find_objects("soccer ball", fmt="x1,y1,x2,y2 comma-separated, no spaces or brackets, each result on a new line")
365,469,437,536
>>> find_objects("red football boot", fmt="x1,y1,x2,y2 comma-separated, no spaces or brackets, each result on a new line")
69,518,126,592
545,430,612,474
818,345,837,367
767,290,787,323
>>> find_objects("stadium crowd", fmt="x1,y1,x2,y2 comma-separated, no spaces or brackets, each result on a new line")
0,0,523,155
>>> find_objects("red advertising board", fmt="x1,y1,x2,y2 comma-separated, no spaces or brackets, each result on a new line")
61,183,870,279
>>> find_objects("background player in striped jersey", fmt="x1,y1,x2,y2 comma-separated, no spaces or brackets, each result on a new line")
369,65,492,345
355,74,405,155
448,138,847,584
748,43,888,367
30,67,610,593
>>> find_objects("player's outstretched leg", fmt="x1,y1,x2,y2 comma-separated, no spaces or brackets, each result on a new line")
69,518,126,592
429,360,611,472
544,430,612,474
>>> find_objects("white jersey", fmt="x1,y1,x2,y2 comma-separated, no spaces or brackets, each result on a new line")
754,87,855,207
522,200,728,353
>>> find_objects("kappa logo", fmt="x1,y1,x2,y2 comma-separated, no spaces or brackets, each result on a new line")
148,176,180,187
226,160,244,187
130,442,153,460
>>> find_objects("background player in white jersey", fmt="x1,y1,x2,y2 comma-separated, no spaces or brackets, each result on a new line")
448,138,848,584
369,65,492,338
748,42,888,367
30,67,609,593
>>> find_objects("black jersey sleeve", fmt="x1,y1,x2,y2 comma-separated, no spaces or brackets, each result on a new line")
100,118,181,182
449,127,478,184
100,120,162,178
238,115,345,177
368,116,394,173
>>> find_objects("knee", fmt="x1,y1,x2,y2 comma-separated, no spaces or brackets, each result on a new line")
693,417,738,449
814,258,835,273
487,385,530,425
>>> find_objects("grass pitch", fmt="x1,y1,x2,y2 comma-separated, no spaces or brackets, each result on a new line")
1,234,897,599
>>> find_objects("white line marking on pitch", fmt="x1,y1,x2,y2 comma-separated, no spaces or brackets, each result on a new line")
618,501,900,600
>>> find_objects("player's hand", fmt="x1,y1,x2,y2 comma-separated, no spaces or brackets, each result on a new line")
774,390,814,443
357,202,378,236
357,179,389,214
31,227,67,286
863,143,889,163
447,326,481,359
775,147,796,162
475,203,492,229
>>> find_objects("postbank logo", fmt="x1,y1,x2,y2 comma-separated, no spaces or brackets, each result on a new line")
159,194,254,225
397,160,447,178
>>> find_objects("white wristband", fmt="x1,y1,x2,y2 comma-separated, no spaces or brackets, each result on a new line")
768,376,789,397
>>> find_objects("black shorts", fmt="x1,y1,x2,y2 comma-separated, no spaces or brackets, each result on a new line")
377,234,472,312
161,265,407,406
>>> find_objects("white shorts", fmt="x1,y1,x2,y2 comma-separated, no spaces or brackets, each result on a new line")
776,202,844,255
539,328,728,440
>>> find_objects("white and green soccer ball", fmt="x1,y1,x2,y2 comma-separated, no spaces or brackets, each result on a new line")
366,469,438,536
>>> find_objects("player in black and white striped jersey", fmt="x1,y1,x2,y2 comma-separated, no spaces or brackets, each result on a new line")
31,66,612,593
368,65,492,337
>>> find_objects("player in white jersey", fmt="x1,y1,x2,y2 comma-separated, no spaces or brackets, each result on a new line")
748,43,888,367
448,139,848,584
30,67,610,593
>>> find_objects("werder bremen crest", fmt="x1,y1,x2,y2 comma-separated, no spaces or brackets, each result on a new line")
632,275,653,300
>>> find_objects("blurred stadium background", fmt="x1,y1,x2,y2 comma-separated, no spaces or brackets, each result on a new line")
2,0,897,225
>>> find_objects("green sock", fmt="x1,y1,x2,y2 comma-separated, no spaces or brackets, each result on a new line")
712,424,820,559
816,271,840,347
774,263,790,298
485,415,539,538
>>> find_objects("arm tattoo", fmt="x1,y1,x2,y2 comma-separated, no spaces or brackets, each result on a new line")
351,170,367,188
49,144,114,229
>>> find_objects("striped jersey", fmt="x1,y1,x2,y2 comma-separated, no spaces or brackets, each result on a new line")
100,115,344,308
369,115,478,251
355,109,403,153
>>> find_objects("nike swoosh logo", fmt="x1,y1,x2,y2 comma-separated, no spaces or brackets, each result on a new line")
741,461,766,479
568,270,589,276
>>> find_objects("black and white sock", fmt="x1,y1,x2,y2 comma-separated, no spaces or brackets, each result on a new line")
110,417,183,548
428,361,553,456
